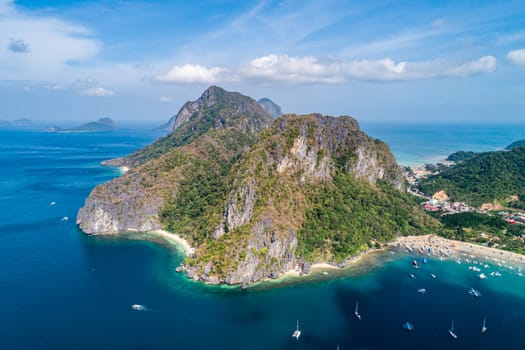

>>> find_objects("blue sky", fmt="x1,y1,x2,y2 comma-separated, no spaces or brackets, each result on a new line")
1,0,524,125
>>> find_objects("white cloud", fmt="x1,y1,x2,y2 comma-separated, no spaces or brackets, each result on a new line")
507,49,525,66
238,54,496,83
79,87,115,96
155,64,229,84
0,0,100,81
159,96,173,102
241,54,344,83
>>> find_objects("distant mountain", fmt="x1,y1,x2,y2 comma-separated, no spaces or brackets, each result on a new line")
258,97,282,118
0,118,34,129
506,140,525,150
55,118,117,132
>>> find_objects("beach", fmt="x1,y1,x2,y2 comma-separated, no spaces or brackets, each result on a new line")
392,234,525,267
147,229,195,256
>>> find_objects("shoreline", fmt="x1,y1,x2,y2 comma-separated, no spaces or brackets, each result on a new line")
138,229,525,287
392,234,525,267
146,229,195,256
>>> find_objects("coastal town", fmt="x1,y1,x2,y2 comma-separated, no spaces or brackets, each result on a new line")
406,164,525,226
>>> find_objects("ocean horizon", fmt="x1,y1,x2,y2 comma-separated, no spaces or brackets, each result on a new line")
1,123,525,349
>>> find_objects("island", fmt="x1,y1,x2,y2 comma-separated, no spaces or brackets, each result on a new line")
47,117,117,132
77,86,437,286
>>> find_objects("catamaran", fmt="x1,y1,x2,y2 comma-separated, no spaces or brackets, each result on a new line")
481,317,487,333
292,320,301,340
354,301,362,320
448,320,458,339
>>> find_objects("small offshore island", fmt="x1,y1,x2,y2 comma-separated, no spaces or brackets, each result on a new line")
77,86,525,288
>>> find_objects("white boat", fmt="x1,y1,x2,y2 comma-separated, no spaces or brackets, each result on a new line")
354,301,362,320
430,273,436,278
479,273,487,280
468,288,482,298
448,320,458,339
410,273,416,279
61,216,69,221
50,201,56,206
131,304,147,311
481,317,487,333
417,288,427,294
292,320,301,340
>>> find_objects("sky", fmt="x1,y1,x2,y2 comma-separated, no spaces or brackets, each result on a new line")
0,0,524,125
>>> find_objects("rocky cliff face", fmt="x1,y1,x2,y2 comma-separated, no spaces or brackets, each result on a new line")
185,114,418,285
78,87,273,234
78,87,434,286
258,98,282,118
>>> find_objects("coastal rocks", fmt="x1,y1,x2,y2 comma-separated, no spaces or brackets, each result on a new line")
76,171,163,234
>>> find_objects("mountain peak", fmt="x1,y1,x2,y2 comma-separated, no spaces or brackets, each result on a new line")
160,86,273,132
258,97,282,118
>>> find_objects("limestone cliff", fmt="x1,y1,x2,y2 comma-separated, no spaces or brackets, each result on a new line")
182,114,424,285
78,87,436,286
78,87,273,234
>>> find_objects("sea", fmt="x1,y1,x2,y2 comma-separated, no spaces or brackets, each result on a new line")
1,122,525,350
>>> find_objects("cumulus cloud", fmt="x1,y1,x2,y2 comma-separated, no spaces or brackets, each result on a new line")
507,49,525,66
238,54,496,83
241,54,344,83
155,64,229,84
8,38,29,53
79,87,115,96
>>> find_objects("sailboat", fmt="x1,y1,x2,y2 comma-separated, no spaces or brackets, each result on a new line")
448,320,458,339
354,302,362,320
481,317,487,333
292,320,301,340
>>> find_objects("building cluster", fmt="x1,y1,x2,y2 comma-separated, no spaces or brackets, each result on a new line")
422,198,472,214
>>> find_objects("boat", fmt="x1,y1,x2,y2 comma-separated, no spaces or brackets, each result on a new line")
448,320,458,339
481,317,487,333
131,304,147,311
430,273,436,278
50,201,56,206
403,321,414,332
468,288,482,298
410,273,416,279
60,216,69,221
354,301,362,320
479,273,487,280
292,320,301,340
417,288,426,294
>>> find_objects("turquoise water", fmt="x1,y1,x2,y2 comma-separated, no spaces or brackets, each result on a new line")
1,125,525,349
361,122,525,166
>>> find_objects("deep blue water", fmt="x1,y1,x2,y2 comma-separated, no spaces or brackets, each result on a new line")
1,126,525,350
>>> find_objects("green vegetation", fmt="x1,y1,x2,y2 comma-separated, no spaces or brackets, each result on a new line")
506,139,525,150
437,212,525,254
418,147,525,206
298,177,437,263
446,151,477,162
